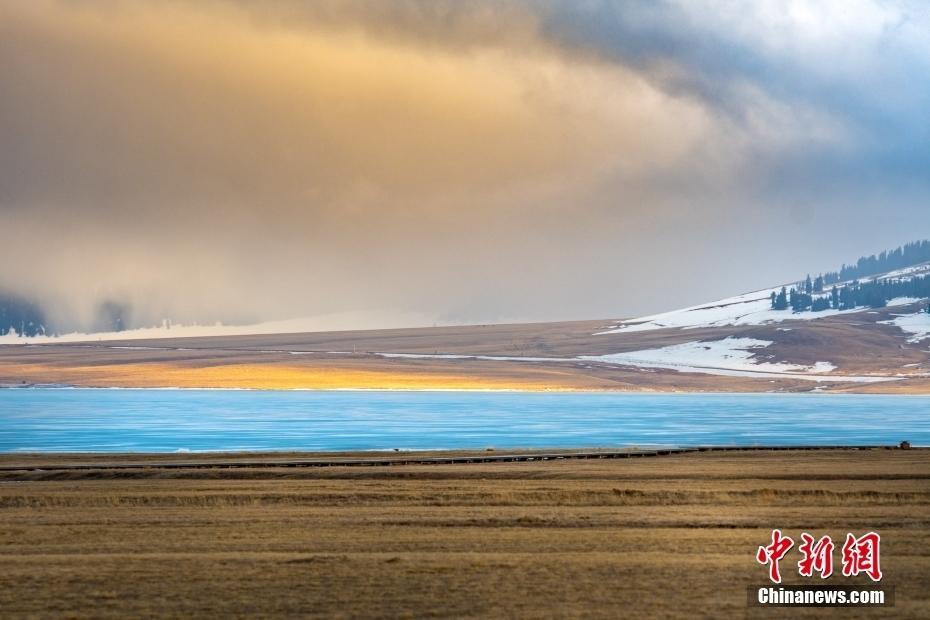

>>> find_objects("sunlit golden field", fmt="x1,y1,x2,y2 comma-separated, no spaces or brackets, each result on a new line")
0,360,574,391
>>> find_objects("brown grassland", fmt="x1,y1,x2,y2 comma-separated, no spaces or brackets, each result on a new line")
2,305,930,393
1,449,928,618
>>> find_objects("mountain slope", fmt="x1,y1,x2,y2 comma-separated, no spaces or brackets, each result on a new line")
2,257,930,392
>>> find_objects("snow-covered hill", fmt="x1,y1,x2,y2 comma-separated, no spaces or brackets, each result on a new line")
2,259,930,393
588,264,930,384
599,262,930,335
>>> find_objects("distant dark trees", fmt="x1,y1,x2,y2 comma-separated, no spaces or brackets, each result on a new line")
821,240,930,285
0,294,134,338
840,276,930,309
811,296,831,311
771,287,789,310
774,274,930,314
0,292,48,337
772,240,930,314
786,287,831,312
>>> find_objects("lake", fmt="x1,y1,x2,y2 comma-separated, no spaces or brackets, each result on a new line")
1,389,928,452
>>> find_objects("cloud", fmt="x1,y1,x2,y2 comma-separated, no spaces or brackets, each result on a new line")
1,0,928,331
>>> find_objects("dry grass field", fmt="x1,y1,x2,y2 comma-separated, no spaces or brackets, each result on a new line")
1,449,928,618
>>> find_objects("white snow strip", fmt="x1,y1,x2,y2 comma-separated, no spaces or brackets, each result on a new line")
880,262,930,280
598,287,833,334
379,353,559,362
885,297,922,307
882,311,930,343
587,338,805,373
577,338,861,382
0,311,446,345
374,339,894,383
107,346,170,351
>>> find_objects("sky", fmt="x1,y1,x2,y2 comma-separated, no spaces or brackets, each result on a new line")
2,0,929,332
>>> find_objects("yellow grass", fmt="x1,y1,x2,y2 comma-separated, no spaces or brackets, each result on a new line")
0,361,576,391
1,450,928,618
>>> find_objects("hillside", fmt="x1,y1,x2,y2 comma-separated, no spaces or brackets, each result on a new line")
3,247,930,393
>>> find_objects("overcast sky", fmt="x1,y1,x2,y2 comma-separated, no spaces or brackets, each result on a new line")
2,0,929,331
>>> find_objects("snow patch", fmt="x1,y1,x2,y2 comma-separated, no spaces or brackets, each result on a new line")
370,339,893,383
580,338,840,380
880,263,930,280
882,311,930,343
885,297,922,307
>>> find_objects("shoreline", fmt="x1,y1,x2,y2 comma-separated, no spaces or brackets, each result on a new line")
2,444,923,462
5,384,930,396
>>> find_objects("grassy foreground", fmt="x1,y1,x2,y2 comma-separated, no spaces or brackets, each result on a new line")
1,450,928,618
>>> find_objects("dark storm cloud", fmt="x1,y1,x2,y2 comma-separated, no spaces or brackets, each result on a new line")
539,1,930,183
1,0,929,333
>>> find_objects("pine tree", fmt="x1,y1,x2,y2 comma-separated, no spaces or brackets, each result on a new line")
774,287,789,311
811,296,831,311
805,275,813,295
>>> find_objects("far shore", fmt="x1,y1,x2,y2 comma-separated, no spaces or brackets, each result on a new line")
3,314,930,393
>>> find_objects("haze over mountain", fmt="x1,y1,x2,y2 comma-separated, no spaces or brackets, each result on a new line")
5,240,930,342
3,240,930,393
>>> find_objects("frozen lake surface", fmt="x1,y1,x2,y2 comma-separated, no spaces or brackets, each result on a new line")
1,389,928,452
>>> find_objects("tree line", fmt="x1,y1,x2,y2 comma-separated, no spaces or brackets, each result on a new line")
0,293,48,337
771,274,930,313
821,240,930,285
770,240,930,314
0,295,132,337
